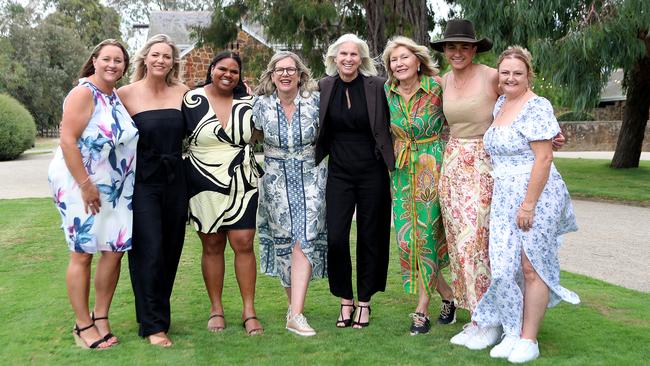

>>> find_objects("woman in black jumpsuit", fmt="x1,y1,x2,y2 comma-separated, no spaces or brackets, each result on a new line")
316,33,395,328
118,34,189,347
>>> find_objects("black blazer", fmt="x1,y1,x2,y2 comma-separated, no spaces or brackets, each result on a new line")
315,74,395,171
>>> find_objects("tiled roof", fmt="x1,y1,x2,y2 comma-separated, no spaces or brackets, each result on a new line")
147,11,273,49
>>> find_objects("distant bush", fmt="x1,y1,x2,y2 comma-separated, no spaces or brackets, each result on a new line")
0,94,36,161
557,111,596,121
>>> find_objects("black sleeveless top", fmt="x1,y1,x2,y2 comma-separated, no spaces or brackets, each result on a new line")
132,108,185,184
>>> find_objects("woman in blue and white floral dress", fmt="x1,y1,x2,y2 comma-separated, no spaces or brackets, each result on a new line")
48,40,138,349
252,51,327,337
465,47,579,363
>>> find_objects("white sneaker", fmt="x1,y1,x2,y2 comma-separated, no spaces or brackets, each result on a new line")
450,323,479,346
286,313,316,337
490,334,520,358
465,326,502,350
507,338,540,363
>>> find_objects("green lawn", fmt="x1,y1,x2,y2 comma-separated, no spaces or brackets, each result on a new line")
554,158,650,204
1,198,649,365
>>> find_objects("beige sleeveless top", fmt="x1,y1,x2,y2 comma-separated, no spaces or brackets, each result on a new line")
443,65,495,138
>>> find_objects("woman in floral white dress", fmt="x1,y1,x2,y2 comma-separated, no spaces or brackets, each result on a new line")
466,46,579,363
49,39,138,349
253,51,327,336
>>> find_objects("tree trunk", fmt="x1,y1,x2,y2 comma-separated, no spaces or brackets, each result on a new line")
363,0,386,60
611,57,650,168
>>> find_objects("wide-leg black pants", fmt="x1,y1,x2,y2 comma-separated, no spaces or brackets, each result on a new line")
326,140,391,302
128,179,187,337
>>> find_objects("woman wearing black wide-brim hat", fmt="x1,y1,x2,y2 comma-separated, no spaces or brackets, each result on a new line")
433,18,502,349
433,18,565,354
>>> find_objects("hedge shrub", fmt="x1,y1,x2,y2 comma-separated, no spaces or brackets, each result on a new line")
557,110,596,122
0,94,36,161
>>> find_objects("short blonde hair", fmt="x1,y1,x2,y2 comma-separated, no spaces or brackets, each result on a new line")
255,51,315,97
130,34,181,85
323,33,378,77
497,45,535,83
382,36,439,85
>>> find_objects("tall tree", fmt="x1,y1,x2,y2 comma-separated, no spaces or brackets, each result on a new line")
197,0,366,76
0,3,94,134
47,0,122,47
197,0,435,76
455,0,650,168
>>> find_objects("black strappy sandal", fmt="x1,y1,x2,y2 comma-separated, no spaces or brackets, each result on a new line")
91,312,118,344
336,303,356,328
352,305,372,328
72,323,108,349
242,316,263,335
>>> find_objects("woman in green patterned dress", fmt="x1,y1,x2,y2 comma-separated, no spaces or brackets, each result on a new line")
382,36,456,335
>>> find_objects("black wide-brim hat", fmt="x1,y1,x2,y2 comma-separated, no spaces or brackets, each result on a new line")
430,19,493,53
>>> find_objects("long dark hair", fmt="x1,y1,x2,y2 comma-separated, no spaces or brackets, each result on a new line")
79,39,130,79
204,51,247,97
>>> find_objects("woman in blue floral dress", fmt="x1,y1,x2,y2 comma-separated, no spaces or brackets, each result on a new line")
48,40,138,349
465,46,579,363
253,51,327,337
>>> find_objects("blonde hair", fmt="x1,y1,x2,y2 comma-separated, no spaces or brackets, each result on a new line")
323,33,378,77
497,45,535,83
382,36,439,85
255,51,315,97
130,34,181,85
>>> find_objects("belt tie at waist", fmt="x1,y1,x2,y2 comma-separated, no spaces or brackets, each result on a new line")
395,135,439,169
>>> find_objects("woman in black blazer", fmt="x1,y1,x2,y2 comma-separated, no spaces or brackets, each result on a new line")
315,33,394,328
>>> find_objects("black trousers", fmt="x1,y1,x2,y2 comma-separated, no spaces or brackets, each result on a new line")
128,179,187,337
326,141,391,302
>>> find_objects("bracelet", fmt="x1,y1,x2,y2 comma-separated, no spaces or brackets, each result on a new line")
78,176,91,187
519,204,534,212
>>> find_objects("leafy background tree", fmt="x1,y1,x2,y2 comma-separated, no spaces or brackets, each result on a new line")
196,0,436,77
451,0,650,168
0,0,121,135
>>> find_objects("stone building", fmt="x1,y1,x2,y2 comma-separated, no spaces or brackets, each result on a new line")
147,11,277,88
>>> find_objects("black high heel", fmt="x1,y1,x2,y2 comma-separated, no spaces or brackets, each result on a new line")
72,323,108,349
336,303,356,328
91,312,118,344
352,305,371,328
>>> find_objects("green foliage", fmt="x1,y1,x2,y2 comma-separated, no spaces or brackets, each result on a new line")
0,2,117,136
455,0,650,111
48,0,123,48
195,0,366,77
0,12,87,134
193,0,243,50
556,110,596,122
0,93,36,161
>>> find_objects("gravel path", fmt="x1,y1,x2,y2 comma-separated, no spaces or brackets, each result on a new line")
2,150,648,292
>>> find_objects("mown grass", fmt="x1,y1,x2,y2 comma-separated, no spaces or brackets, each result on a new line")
554,158,650,204
1,198,649,365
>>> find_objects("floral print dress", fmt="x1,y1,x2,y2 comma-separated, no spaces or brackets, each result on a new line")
385,76,449,296
49,79,139,253
253,92,328,288
472,96,580,336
